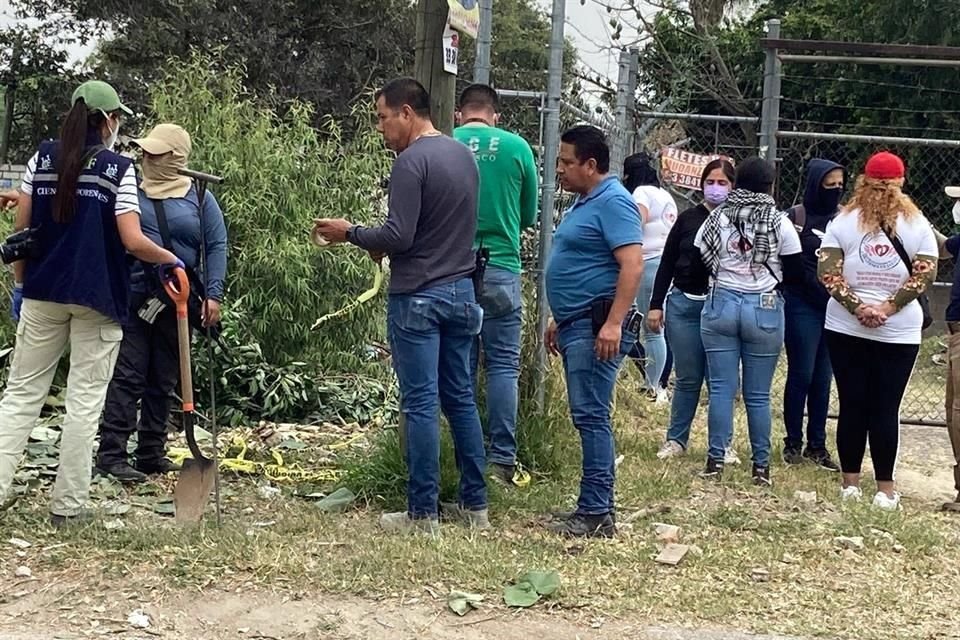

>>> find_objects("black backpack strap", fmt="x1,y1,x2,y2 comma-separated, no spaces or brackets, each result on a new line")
151,198,175,252
788,204,806,233
881,226,913,270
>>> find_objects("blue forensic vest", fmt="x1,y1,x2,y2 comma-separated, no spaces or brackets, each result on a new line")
24,140,134,324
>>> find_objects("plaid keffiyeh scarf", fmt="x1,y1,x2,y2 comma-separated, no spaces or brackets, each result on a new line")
700,189,784,277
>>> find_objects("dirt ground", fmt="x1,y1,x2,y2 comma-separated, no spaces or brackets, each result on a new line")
0,426,954,640
0,587,807,640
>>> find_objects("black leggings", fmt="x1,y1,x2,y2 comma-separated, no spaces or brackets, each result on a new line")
825,331,918,481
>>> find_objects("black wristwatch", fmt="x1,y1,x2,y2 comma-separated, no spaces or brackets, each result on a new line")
346,224,358,243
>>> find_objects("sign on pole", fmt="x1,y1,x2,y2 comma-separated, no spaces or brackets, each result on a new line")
443,22,459,75
447,0,480,38
660,148,733,192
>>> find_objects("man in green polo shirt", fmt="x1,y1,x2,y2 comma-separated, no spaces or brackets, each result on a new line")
454,84,539,486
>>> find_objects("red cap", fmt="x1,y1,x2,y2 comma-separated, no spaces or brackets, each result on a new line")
864,151,905,180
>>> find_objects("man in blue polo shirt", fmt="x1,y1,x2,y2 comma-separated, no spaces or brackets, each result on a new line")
543,125,644,538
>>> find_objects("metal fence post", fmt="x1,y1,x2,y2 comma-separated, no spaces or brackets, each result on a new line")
610,49,633,176
534,0,566,409
759,18,782,163
627,48,639,155
474,0,493,84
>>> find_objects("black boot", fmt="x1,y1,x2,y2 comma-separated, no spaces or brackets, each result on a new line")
95,461,147,484
135,457,181,475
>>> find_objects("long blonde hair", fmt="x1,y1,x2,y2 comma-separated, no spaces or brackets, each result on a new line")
842,175,920,235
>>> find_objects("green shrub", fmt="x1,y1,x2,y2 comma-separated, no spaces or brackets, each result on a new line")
149,53,393,367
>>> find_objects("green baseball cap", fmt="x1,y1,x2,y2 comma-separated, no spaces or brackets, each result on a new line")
71,80,133,116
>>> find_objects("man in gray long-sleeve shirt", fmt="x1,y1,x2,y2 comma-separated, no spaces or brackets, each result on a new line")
315,78,488,535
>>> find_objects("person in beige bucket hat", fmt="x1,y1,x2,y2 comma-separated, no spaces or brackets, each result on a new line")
95,122,228,484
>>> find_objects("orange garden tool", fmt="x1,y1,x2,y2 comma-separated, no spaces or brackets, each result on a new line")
163,267,218,524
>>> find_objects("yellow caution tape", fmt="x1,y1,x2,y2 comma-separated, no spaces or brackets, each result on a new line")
512,461,532,488
167,433,348,484
311,263,383,330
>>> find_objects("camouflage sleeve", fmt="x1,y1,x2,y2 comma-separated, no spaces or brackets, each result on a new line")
887,254,938,312
817,247,863,314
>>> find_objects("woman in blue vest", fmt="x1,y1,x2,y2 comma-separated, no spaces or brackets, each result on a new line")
0,80,181,525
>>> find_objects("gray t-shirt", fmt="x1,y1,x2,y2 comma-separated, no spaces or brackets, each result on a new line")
352,135,479,294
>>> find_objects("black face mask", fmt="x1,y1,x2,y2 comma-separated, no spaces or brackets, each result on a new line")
820,187,843,213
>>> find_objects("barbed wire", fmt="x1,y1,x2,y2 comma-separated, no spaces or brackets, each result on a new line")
782,73,960,98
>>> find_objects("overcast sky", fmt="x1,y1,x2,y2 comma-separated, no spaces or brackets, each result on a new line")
0,0,637,85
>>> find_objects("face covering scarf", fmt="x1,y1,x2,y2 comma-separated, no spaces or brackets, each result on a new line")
141,152,192,199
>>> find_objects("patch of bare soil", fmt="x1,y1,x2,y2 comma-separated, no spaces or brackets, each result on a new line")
895,425,956,503
0,585,808,640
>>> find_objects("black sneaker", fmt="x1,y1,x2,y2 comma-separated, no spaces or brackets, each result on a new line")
783,446,804,465
549,509,617,524
135,458,182,475
699,458,724,480
752,464,772,487
546,512,615,538
95,462,147,484
803,448,841,472
488,463,516,487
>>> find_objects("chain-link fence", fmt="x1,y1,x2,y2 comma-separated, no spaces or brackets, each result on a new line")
629,109,952,427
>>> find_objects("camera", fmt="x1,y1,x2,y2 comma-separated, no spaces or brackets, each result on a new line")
0,228,38,264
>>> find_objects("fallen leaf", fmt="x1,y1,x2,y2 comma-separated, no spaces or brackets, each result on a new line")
519,570,561,596
14,566,31,578
151,502,176,516
100,501,131,516
447,590,484,616
503,582,540,608
315,487,356,513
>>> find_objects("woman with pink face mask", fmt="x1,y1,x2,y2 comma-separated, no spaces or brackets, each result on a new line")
649,159,736,459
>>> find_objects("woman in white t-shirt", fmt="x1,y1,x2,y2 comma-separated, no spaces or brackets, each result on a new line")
695,157,803,487
623,153,677,401
818,151,937,511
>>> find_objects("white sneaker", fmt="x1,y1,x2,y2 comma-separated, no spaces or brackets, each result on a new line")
839,485,863,502
724,447,741,466
656,441,685,460
655,388,670,405
872,491,901,511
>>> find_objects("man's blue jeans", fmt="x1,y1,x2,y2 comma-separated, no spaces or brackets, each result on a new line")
558,316,637,515
701,288,785,467
387,278,487,519
782,289,832,451
664,290,707,448
470,267,522,467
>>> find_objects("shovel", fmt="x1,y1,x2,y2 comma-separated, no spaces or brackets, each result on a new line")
164,267,217,524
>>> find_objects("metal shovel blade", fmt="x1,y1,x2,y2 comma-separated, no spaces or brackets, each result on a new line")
174,456,217,524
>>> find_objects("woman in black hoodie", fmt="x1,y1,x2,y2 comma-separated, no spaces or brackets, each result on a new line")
782,159,845,471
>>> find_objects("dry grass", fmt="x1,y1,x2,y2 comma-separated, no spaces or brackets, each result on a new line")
1,377,959,640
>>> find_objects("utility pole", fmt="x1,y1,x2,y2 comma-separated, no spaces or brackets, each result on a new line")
415,0,456,135
0,41,20,165
533,0,565,409
474,0,493,84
